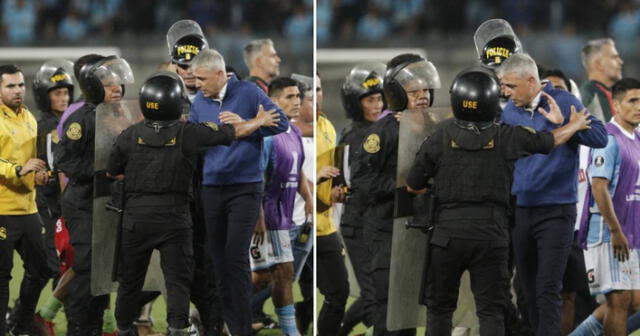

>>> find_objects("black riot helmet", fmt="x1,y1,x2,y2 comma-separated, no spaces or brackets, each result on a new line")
33,59,75,112
383,54,441,111
450,67,501,122
78,56,134,104
341,63,386,121
139,71,190,121
481,36,518,67
167,20,209,66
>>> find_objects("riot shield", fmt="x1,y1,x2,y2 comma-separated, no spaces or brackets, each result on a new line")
388,107,478,330
473,19,522,66
92,99,165,295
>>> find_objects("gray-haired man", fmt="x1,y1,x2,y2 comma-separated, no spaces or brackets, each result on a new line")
189,48,289,336
244,39,281,93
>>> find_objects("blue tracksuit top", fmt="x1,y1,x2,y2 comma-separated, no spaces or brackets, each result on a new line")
189,74,289,185
501,81,607,206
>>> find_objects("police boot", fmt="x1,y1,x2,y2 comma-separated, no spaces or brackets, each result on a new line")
5,299,20,332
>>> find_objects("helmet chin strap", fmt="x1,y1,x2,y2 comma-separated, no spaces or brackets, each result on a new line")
144,120,179,133
454,119,496,135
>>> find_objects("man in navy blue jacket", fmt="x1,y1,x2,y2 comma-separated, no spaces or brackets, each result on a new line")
498,53,607,336
189,49,289,336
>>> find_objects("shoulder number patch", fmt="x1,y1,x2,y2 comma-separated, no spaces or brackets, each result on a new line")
66,122,82,140
519,126,537,134
363,133,381,153
203,122,219,131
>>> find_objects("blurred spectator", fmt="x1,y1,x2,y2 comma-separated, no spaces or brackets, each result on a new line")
332,0,367,40
188,0,226,35
58,7,89,41
3,0,37,45
316,0,333,45
36,0,68,40
355,7,390,41
284,5,313,55
608,1,640,58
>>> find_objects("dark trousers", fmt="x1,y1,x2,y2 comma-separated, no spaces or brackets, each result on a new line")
0,213,50,334
202,183,263,336
317,232,350,336
512,205,576,336
339,226,375,335
365,223,416,336
115,209,194,330
62,205,109,334
38,206,61,278
425,238,509,336
191,198,224,335
296,248,314,334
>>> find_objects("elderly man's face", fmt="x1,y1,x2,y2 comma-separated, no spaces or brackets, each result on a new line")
257,44,281,78
598,44,623,83
500,72,537,108
193,67,226,98
403,79,431,110
101,75,122,104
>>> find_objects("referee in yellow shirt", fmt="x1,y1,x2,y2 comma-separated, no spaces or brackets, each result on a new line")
315,74,350,336
0,64,52,335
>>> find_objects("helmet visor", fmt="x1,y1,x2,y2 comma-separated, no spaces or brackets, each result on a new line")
94,57,135,87
395,60,441,93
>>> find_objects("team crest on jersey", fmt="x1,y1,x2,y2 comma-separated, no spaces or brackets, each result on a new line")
0,226,6,240
363,133,381,153
594,156,605,167
66,122,82,140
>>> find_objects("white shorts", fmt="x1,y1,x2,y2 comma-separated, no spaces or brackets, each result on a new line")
584,242,640,295
249,229,293,271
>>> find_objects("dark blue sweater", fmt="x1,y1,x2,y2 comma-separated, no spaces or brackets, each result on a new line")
501,82,607,206
189,74,289,185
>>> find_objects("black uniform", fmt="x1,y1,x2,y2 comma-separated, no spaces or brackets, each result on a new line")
350,113,415,336
107,120,235,331
337,120,376,334
36,111,63,276
55,102,110,335
406,119,555,336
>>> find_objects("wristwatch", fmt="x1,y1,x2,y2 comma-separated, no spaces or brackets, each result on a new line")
15,165,22,177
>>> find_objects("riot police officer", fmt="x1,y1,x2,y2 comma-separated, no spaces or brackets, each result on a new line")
336,63,386,335
167,19,209,102
55,55,134,335
107,71,280,336
33,59,75,277
405,67,592,336
350,53,441,336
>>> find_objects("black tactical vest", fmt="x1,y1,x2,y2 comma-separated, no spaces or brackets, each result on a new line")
124,123,193,197
434,122,510,207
